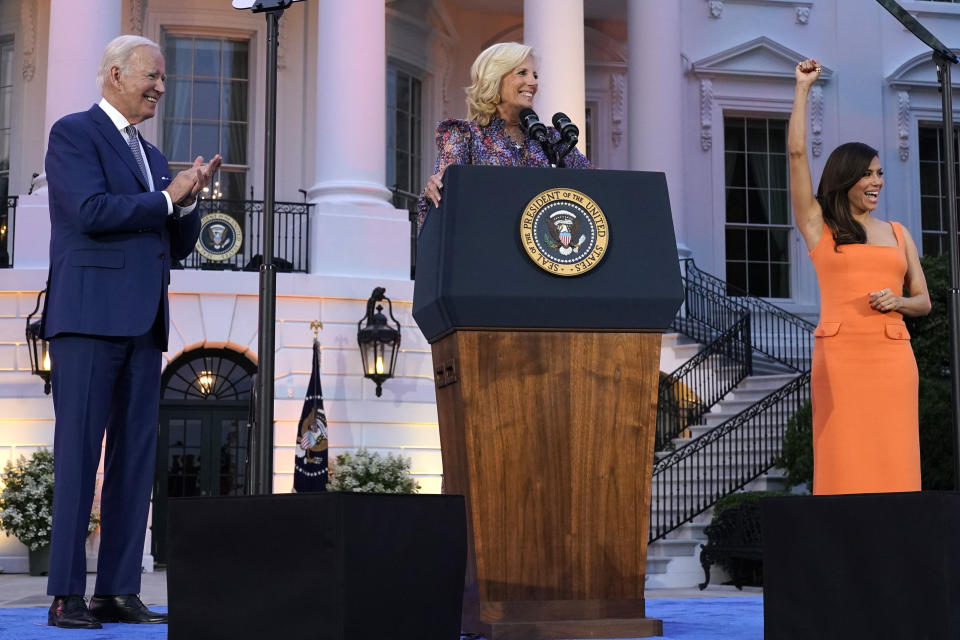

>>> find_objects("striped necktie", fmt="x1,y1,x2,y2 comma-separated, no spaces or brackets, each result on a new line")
124,125,150,187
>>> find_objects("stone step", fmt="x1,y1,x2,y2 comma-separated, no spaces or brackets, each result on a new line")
734,374,800,390
649,509,715,526
667,343,702,360
671,417,790,437
645,556,672,575
660,333,698,348
661,521,709,540
646,538,701,558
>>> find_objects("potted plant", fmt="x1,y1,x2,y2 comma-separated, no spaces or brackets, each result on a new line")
0,449,99,575
327,448,420,494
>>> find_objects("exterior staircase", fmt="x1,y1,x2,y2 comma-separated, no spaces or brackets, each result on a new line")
642,260,815,589
646,332,801,588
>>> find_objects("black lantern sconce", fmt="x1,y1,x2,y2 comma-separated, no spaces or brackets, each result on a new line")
25,289,51,394
357,287,401,397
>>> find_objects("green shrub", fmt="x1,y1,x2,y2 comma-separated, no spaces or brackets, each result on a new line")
711,490,788,523
777,401,813,491
905,253,954,490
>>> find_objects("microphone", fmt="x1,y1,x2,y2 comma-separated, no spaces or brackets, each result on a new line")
519,108,549,144
551,112,579,144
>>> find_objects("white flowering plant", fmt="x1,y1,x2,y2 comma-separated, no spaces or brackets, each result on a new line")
327,448,420,494
0,449,99,551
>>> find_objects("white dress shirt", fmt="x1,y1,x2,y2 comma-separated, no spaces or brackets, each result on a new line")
97,98,196,217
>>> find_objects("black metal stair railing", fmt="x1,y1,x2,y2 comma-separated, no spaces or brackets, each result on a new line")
648,259,816,543
656,310,752,451
649,372,811,543
681,259,815,371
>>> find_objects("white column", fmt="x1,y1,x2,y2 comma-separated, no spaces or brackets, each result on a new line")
627,0,689,256
307,0,408,279
523,0,586,154
21,0,120,246
44,0,122,141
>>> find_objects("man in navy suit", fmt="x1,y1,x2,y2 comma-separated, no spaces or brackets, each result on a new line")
42,34,221,629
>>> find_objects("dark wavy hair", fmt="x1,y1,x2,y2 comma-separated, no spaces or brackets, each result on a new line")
816,142,878,248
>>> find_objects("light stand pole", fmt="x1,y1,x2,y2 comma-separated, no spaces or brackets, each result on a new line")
877,0,960,488
935,53,960,489
233,0,305,494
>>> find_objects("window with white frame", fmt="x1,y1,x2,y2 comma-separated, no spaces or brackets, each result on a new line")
161,34,250,201
386,64,423,201
723,116,791,298
918,123,960,256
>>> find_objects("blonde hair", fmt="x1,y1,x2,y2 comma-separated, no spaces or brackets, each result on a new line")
97,35,161,91
465,42,533,126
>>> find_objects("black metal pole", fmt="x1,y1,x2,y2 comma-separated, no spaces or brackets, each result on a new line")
935,55,960,490
253,7,282,494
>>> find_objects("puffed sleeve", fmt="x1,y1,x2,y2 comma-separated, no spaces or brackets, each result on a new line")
545,126,592,169
416,119,475,232
563,146,592,169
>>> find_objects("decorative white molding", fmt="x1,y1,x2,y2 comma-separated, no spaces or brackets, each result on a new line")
691,36,833,82
700,79,713,151
888,49,960,91
128,0,146,35
610,73,625,148
809,84,823,158
21,0,37,81
897,90,911,162
900,1,960,19
705,0,813,22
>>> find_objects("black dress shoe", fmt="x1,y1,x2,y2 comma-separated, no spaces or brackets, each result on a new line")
89,594,168,624
48,595,103,629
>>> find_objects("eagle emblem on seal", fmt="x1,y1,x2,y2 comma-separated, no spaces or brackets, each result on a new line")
543,210,588,255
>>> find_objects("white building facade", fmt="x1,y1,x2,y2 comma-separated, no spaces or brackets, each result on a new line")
0,0,957,571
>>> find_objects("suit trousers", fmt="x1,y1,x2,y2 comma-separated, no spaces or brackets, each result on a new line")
46,331,161,596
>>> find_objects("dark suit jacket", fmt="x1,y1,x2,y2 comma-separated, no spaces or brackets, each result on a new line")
42,104,200,351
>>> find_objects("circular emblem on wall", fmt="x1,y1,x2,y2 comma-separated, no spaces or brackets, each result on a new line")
196,212,243,262
519,188,609,276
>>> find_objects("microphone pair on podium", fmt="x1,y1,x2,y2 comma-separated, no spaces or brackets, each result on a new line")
519,108,580,168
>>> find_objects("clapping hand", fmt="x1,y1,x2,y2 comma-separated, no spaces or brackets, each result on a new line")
164,154,223,207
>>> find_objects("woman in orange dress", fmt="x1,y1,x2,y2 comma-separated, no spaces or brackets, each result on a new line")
789,59,932,495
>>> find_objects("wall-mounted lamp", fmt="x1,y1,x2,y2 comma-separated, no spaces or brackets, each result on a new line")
357,287,401,397
25,289,51,394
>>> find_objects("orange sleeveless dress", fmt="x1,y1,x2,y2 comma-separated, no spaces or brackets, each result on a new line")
809,221,920,495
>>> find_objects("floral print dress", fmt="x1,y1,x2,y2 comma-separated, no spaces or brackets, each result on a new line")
416,117,592,231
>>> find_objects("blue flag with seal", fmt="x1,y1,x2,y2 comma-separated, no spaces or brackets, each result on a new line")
294,337,328,491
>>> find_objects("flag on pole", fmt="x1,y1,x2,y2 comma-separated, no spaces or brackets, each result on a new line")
294,337,328,491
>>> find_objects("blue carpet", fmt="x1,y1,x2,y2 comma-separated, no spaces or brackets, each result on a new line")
0,599,763,639
0,607,169,639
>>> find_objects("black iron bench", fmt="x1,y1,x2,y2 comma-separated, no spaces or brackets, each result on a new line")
698,502,763,590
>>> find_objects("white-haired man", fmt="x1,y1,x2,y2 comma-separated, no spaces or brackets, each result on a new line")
42,34,221,629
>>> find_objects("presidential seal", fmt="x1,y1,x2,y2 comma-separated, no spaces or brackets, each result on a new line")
195,212,242,261
520,188,609,276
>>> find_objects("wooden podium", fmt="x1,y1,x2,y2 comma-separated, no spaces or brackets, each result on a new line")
414,166,683,639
